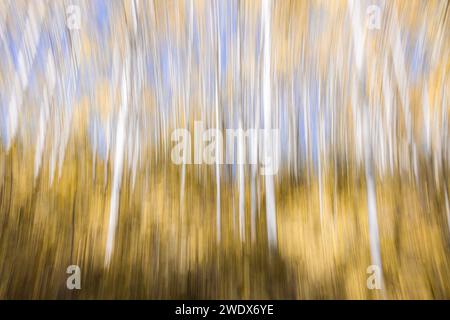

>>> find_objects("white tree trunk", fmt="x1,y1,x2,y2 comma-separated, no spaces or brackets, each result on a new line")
262,0,277,248
348,0,385,292
105,58,130,266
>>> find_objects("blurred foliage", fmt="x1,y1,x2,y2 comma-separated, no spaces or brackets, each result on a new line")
0,0,449,299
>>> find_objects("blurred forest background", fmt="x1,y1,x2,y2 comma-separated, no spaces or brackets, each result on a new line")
0,0,449,299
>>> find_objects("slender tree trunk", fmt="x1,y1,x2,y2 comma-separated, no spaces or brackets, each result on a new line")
348,0,385,293
262,0,277,249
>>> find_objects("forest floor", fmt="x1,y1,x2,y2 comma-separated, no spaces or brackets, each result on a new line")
0,144,449,299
